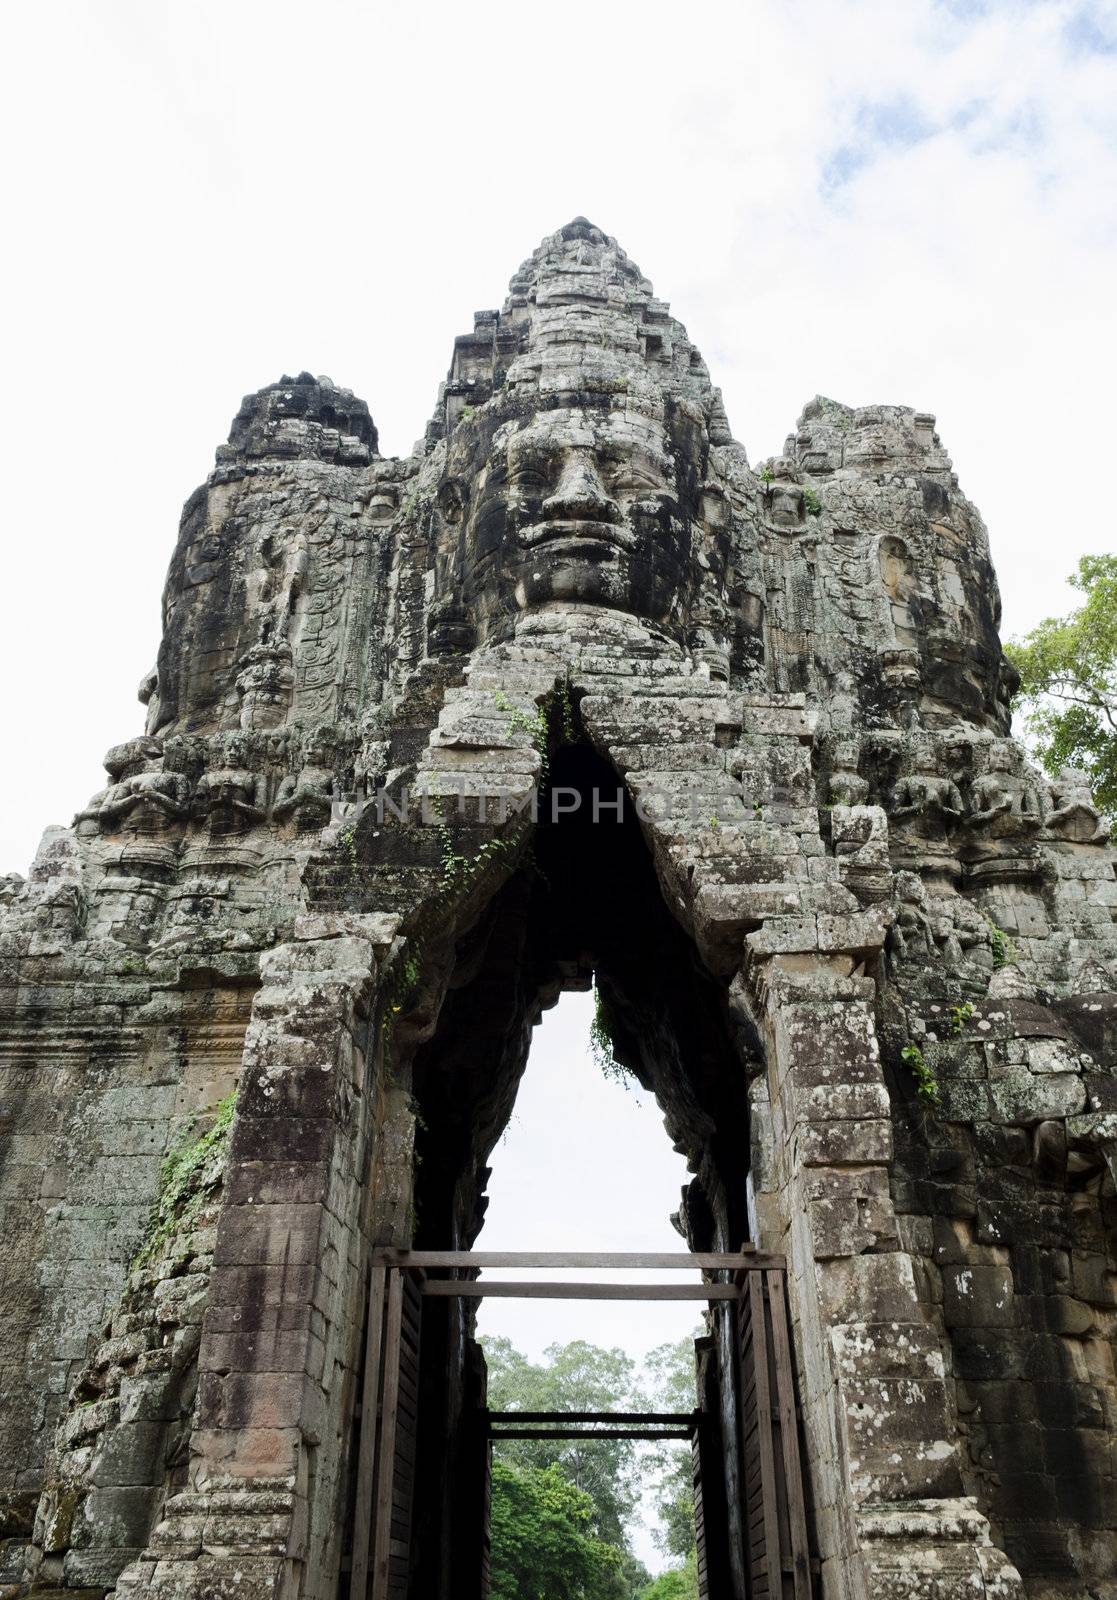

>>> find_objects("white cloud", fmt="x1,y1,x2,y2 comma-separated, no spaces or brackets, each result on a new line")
1,0,1114,878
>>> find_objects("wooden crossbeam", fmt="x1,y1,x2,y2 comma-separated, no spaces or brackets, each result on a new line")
487,1410,699,1425
371,1249,782,1270
420,1279,742,1301
491,1427,695,1441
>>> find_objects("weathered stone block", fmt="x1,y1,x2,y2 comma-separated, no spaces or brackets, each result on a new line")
90,1423,162,1487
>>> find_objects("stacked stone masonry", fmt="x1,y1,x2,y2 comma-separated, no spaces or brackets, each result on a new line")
1,219,1114,1600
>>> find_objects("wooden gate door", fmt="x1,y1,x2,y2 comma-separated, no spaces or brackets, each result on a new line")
737,1269,811,1599
692,1334,736,1600
350,1264,423,1600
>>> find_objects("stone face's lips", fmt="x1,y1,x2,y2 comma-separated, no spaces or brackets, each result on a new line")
517,518,638,553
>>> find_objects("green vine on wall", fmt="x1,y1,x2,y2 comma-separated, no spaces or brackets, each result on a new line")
987,922,1016,970
900,1045,942,1110
133,1091,236,1269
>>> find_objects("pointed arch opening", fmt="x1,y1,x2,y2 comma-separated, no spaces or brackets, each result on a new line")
361,739,768,1600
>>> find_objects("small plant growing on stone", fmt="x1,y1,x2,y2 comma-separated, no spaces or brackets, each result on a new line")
901,1045,942,1109
803,488,823,518
948,1001,976,1036
987,923,1015,969
557,672,576,745
758,464,773,485
340,826,359,872
120,953,148,975
589,983,630,1087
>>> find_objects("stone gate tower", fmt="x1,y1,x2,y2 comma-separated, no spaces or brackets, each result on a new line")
2,220,1115,1600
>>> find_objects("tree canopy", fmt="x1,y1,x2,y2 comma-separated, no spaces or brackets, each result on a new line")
637,1552,699,1600
482,1332,700,1600
489,1459,624,1600
483,1336,644,1546
1006,554,1117,820
643,1337,698,1563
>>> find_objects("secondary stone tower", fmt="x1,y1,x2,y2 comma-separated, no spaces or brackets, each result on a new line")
2,220,1114,1600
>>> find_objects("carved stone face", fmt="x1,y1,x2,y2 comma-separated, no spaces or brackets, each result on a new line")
440,399,709,643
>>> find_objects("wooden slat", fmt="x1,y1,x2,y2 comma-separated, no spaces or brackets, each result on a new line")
487,1410,698,1425
370,1269,405,1600
349,1265,389,1600
421,1280,741,1301
491,1426,694,1441
744,1271,783,1595
372,1249,775,1269
386,1272,422,1595
692,1429,709,1600
766,1269,811,1600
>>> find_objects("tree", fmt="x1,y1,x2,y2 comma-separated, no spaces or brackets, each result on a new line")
483,1336,645,1547
489,1459,623,1600
644,1336,699,1563
1006,554,1117,820
638,1550,699,1600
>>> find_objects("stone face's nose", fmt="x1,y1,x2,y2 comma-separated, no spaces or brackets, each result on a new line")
542,453,619,524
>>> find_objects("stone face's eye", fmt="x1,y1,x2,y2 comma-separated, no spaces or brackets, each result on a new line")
601,448,672,498
507,442,556,493
510,467,548,491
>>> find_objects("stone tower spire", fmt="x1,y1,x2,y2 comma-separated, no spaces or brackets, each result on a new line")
427,217,736,447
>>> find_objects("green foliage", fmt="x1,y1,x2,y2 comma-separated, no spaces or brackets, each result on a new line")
900,1044,942,1110
482,1336,644,1548
638,1552,699,1600
490,1460,623,1600
494,689,550,750
134,1091,236,1267
644,1337,699,1563
802,487,823,518
757,464,773,485
339,826,359,872
589,983,631,1087
987,922,1014,969
1006,554,1117,820
558,672,577,745
948,1001,975,1036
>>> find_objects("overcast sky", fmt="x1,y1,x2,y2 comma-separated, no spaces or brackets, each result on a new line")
2,0,1116,876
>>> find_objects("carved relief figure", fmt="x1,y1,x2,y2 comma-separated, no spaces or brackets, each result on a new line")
192,734,266,832
74,738,190,835
273,726,338,830
965,743,1045,836
892,746,965,826
1046,766,1110,843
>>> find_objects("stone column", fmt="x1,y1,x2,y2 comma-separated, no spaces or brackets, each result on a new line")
741,935,1024,1599
117,913,396,1600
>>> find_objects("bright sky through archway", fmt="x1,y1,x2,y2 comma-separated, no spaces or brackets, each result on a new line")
475,988,701,1361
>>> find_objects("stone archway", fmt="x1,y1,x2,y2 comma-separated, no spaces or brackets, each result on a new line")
8,219,1115,1600
396,732,759,1600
